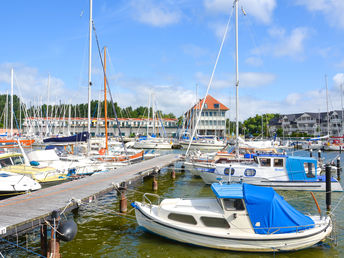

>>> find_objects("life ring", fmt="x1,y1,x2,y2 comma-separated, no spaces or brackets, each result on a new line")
99,148,106,155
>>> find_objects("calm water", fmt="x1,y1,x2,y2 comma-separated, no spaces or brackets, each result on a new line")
2,149,344,257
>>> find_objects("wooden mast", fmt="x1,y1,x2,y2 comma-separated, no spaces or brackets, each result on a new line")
104,46,108,153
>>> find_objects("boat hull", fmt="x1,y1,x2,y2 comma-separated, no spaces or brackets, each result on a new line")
134,203,332,252
200,173,343,191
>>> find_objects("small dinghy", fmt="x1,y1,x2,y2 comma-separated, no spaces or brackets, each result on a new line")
0,171,41,197
132,183,332,252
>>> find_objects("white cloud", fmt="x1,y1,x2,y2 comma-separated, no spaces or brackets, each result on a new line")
296,0,344,29
285,93,302,105
333,73,344,89
204,0,276,24
245,57,263,67
130,0,181,27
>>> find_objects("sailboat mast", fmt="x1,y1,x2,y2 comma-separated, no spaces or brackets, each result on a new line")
325,75,329,136
234,0,239,157
87,0,93,154
46,74,50,136
10,68,14,137
341,83,343,136
104,46,108,152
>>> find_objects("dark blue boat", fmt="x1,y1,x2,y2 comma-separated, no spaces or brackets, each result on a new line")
43,132,89,143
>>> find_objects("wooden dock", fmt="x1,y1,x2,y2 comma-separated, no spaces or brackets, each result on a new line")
0,153,181,237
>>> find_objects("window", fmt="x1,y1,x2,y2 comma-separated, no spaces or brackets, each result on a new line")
223,199,245,211
11,156,24,165
274,159,284,167
201,217,230,228
260,158,271,167
209,121,213,125
205,112,208,116
214,103,219,108
304,162,315,178
209,112,212,116
224,167,235,175
244,168,256,177
214,121,217,125
0,158,13,167
168,213,197,225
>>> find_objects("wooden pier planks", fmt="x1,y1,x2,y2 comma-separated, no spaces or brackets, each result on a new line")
0,153,181,237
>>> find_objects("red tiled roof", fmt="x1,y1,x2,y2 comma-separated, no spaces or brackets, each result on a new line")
191,95,229,111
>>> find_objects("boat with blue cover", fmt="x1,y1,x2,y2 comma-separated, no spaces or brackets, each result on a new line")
132,183,332,252
199,153,343,191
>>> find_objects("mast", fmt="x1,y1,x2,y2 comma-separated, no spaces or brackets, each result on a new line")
147,93,150,136
46,74,50,136
87,0,93,154
10,68,13,137
325,75,329,136
104,46,108,153
234,0,239,157
341,83,343,136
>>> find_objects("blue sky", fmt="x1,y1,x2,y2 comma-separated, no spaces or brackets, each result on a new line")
0,0,344,120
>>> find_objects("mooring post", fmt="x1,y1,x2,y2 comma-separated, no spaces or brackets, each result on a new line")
40,224,47,257
120,191,127,213
325,164,331,211
309,149,313,158
318,150,321,162
181,164,185,173
340,146,342,154
337,157,341,180
47,211,61,258
152,176,158,191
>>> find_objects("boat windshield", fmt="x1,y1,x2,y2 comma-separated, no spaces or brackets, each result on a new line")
223,198,245,211
11,156,24,165
0,158,13,168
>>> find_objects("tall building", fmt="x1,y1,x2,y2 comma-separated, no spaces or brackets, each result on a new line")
183,95,229,138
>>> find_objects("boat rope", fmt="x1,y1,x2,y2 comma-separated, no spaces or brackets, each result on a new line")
0,236,46,258
329,192,344,214
185,6,234,156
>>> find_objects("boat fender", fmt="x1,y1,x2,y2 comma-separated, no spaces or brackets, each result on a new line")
131,202,138,209
99,148,106,155
30,161,40,166
67,168,76,176
57,219,78,242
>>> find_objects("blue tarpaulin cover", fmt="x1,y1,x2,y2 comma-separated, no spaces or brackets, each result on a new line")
243,184,314,234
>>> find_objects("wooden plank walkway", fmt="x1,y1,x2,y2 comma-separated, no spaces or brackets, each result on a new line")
0,153,181,237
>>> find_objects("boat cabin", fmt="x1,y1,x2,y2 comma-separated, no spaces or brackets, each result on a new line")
0,153,25,168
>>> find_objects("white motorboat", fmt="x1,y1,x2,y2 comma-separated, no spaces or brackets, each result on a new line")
133,183,332,252
180,135,226,150
133,136,172,149
0,171,41,196
199,153,343,191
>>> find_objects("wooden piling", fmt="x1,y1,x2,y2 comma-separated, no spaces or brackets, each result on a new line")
309,149,313,158
152,176,158,191
47,212,61,258
171,169,176,179
40,224,47,257
120,191,127,213
325,164,331,211
337,157,341,180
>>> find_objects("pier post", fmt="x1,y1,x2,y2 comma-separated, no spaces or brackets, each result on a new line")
309,149,313,158
181,165,185,173
337,157,341,180
325,164,331,211
318,150,321,162
47,211,61,258
40,224,47,257
120,191,127,213
340,146,342,154
152,176,158,191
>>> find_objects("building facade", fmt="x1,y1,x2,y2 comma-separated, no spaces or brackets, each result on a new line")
183,95,229,138
23,117,178,137
268,110,344,136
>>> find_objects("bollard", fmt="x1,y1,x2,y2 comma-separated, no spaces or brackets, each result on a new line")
318,150,321,161
40,224,48,257
120,191,127,213
325,164,331,211
309,149,313,158
337,157,341,180
171,169,176,179
47,211,61,258
152,176,158,191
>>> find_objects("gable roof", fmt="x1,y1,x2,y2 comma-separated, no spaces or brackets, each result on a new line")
192,95,229,111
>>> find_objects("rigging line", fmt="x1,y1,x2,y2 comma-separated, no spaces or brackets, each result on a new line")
92,21,129,158
185,6,234,156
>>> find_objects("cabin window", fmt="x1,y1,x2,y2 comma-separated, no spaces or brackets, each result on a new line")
304,162,315,178
260,158,271,167
11,156,24,165
168,213,197,225
224,167,235,175
0,158,13,167
223,199,245,211
274,159,284,167
244,168,256,177
200,217,230,228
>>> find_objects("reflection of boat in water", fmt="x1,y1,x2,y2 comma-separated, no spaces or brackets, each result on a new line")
0,171,41,197
200,153,342,191
133,183,332,252
0,153,67,184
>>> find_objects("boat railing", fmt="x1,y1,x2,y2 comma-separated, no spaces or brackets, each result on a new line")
142,193,161,210
253,222,323,235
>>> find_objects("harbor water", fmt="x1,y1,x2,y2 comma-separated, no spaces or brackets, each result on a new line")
2,149,344,257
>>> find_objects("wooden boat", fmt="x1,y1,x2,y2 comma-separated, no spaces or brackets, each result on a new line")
133,183,332,252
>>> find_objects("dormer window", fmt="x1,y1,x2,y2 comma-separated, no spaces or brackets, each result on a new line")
214,103,219,108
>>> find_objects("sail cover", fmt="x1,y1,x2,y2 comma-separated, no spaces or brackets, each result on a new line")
243,183,314,234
